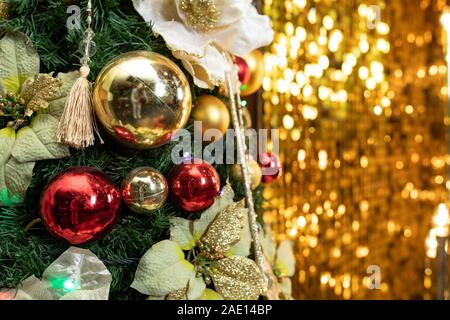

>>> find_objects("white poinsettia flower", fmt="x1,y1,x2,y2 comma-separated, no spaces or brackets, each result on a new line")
132,0,274,88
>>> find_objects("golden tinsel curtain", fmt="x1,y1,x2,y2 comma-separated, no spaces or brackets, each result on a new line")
262,0,448,299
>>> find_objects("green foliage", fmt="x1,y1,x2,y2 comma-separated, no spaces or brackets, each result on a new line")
0,0,264,300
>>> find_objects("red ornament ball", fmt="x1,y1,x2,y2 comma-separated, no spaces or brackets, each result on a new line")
235,56,251,85
40,167,121,245
259,152,282,184
168,160,220,212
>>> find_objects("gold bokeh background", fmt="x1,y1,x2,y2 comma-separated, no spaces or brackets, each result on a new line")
262,0,449,299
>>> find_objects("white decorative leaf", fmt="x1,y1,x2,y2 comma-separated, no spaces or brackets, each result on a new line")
0,128,16,201
0,32,39,95
46,71,79,118
13,276,53,300
131,240,195,297
11,114,69,163
186,274,206,300
170,217,195,250
275,240,296,277
2,157,35,205
279,278,292,299
260,228,277,264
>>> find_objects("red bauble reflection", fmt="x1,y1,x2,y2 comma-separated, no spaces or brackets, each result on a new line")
259,152,282,184
114,126,136,143
39,167,121,245
235,56,251,85
168,160,220,212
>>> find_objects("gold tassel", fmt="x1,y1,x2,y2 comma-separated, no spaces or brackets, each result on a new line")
57,66,102,149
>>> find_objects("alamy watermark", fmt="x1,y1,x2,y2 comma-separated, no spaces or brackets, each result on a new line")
171,122,280,176
66,5,81,30
366,265,381,290
367,5,381,30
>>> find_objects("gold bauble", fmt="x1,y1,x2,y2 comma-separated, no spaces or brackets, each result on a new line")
93,51,192,149
240,50,265,97
0,1,11,20
231,158,262,190
192,95,230,140
121,167,168,214
242,107,253,129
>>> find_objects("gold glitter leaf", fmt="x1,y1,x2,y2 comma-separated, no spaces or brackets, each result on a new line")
166,287,188,300
193,183,235,241
0,2,11,20
199,201,245,260
21,73,63,111
210,256,266,300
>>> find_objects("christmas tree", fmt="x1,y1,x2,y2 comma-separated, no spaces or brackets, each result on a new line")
0,0,293,300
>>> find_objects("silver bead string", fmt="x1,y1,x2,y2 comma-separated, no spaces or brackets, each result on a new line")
80,0,95,67
223,52,268,289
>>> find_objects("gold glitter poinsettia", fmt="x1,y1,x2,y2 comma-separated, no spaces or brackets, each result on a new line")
131,183,266,300
0,31,76,206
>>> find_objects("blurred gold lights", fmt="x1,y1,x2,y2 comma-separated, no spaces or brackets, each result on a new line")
263,0,448,300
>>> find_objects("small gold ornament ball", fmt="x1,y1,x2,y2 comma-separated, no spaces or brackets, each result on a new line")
93,51,192,149
121,167,168,214
192,95,230,140
242,107,252,129
240,50,265,97
231,158,262,190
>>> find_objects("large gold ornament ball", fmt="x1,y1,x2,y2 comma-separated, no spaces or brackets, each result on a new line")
93,51,192,149
240,50,265,97
192,95,230,140
121,167,168,214
231,158,262,190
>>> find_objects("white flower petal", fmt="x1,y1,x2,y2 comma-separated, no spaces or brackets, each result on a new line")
131,240,195,297
155,21,211,56
133,0,209,56
186,274,206,300
173,46,227,89
132,0,178,23
170,217,195,250
215,0,252,26
212,5,274,57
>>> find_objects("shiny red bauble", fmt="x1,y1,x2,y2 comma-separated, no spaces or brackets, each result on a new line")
168,160,220,212
39,167,121,245
259,152,282,184
235,56,251,85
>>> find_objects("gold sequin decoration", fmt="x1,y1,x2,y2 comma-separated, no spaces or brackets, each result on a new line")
21,73,63,111
178,0,221,32
210,256,266,300
166,287,188,300
198,201,245,260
